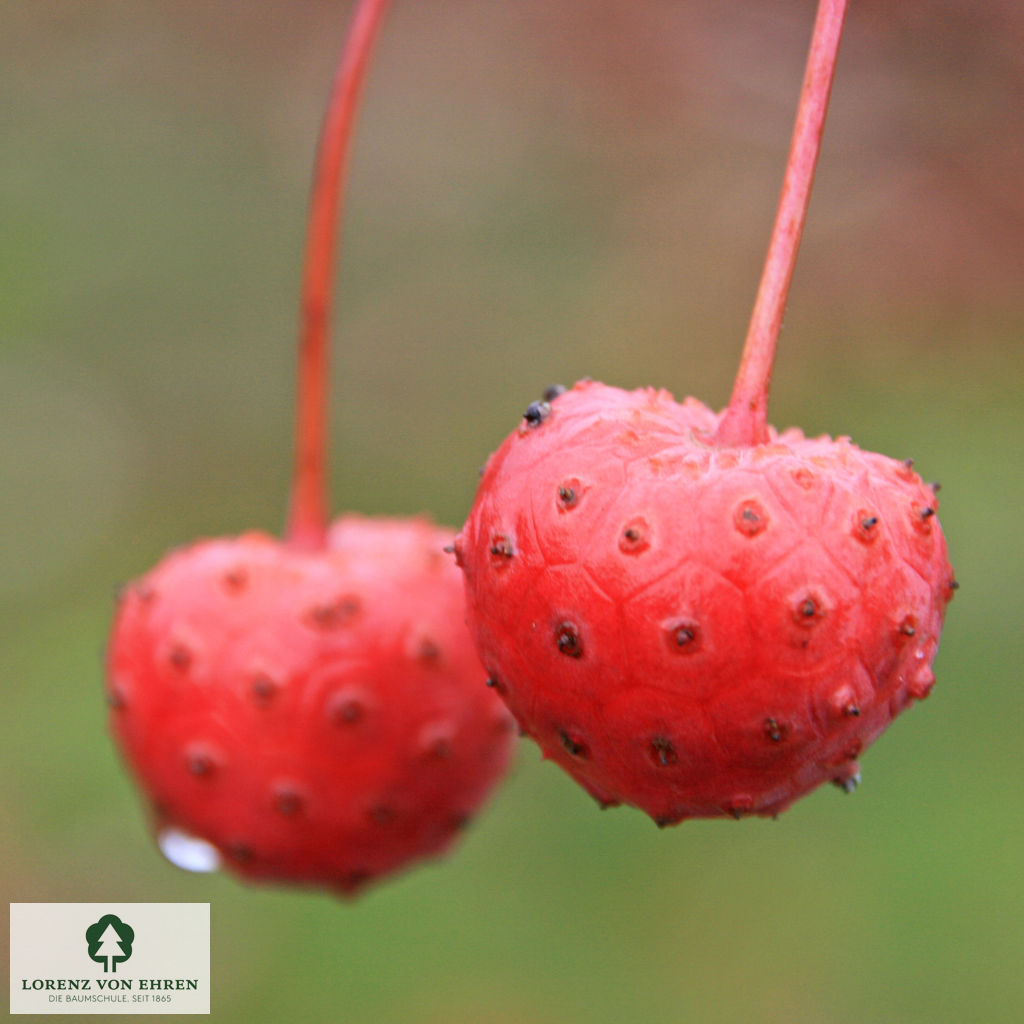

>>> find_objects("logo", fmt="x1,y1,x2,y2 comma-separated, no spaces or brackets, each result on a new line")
85,914,134,973
10,903,210,1015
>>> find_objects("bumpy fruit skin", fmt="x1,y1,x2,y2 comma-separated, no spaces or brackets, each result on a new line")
107,515,515,895
455,380,955,825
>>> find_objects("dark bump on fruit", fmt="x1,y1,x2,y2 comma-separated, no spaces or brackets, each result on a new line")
542,384,566,402
619,517,650,554
555,621,584,658
523,400,551,427
185,748,215,778
665,619,699,652
929,481,942,493
844,703,861,717
307,595,361,630
654,816,674,829
329,693,365,726
898,616,916,637
854,511,879,543
559,729,588,759
763,717,788,743
649,736,679,767
168,643,192,673
734,500,768,537
250,673,277,705
795,595,823,626
273,785,304,816
106,686,126,711
948,578,960,592
484,675,507,696
430,737,453,759
557,484,578,508
226,842,254,863
343,868,372,891
222,566,249,592
369,804,396,826
921,506,936,519
443,543,454,554
449,813,472,832
489,534,514,562
416,636,442,663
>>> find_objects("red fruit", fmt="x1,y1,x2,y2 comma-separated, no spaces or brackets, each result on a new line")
455,381,954,824
456,0,955,824
109,516,514,894
106,0,514,893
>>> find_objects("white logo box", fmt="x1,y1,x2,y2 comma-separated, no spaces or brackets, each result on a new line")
10,903,209,1015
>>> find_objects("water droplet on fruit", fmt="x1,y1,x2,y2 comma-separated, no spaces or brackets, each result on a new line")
157,827,221,874
833,770,862,794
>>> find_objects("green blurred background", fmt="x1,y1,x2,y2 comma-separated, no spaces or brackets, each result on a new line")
3,1,1022,1021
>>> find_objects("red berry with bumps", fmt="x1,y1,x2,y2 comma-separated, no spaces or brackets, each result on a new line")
110,517,513,893
105,0,513,894
456,382,953,824
455,0,955,825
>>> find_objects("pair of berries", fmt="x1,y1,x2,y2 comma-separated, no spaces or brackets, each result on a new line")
106,0,954,895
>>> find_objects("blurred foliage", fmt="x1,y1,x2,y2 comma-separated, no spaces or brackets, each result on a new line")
2,2,1022,1022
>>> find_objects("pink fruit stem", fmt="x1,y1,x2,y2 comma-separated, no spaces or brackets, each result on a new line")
715,0,849,448
286,0,392,549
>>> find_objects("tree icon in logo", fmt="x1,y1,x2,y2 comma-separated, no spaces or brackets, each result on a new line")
85,914,135,973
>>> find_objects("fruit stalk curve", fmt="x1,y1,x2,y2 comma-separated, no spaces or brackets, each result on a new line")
287,0,392,549
715,0,849,448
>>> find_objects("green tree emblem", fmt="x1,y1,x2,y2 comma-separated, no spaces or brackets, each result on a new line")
85,914,134,973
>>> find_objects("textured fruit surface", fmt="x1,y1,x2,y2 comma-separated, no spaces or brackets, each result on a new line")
108,515,515,895
456,380,955,825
